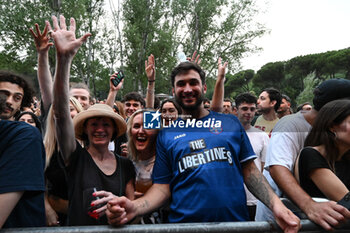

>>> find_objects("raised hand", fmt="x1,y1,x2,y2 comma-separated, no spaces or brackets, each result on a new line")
109,74,124,91
145,54,155,82
217,57,228,80
29,21,53,53
48,15,91,58
187,51,201,65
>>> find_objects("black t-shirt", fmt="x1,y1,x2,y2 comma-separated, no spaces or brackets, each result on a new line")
46,148,69,200
0,120,46,228
299,147,350,198
66,142,135,226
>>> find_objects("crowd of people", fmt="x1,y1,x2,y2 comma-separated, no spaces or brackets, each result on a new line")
1,15,350,232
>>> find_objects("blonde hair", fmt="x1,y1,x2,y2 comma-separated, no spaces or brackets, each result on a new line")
126,109,158,162
115,101,126,119
43,97,83,169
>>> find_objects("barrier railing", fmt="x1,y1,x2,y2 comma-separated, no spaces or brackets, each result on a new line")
1,220,350,233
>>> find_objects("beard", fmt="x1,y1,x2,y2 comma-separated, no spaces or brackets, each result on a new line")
257,106,272,115
175,91,205,112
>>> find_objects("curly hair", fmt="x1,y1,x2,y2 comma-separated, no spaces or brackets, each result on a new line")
0,70,34,108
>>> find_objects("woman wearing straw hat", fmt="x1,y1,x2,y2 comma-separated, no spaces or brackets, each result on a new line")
49,15,135,225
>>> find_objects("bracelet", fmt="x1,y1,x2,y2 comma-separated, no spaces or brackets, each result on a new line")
148,80,155,83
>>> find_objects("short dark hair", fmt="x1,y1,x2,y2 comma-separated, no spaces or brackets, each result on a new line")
170,62,206,87
0,92,6,114
263,87,282,112
203,98,210,105
154,96,161,110
296,102,312,112
122,92,145,107
235,92,257,107
223,98,232,104
0,70,34,108
281,94,291,103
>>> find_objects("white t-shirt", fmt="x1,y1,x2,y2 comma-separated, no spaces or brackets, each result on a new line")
255,111,312,221
244,127,269,206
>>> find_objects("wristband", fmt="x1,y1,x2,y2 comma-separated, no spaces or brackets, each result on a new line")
148,80,155,83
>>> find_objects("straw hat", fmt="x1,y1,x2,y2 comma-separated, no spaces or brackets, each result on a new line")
73,104,126,140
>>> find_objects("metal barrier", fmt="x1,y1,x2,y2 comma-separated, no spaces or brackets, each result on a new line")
1,220,350,233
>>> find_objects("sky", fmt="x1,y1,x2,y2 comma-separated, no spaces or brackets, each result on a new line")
241,0,350,71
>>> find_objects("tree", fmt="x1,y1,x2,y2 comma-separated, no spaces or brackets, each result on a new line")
253,61,285,90
171,0,267,76
225,69,255,98
122,0,176,95
0,0,119,100
1,0,268,99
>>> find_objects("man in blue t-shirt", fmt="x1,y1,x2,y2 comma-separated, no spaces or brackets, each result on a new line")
0,91,46,228
107,59,300,232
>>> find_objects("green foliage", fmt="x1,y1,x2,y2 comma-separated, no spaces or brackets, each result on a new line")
0,0,266,100
242,47,350,108
225,69,255,98
253,61,285,89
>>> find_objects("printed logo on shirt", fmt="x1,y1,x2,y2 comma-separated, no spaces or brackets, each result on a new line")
144,111,161,129
174,133,186,140
178,147,233,173
209,126,223,135
189,139,206,151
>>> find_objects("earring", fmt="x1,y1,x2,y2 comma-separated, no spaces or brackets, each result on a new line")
329,130,337,138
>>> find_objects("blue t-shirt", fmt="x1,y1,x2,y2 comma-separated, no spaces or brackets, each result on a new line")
0,120,46,228
152,111,256,223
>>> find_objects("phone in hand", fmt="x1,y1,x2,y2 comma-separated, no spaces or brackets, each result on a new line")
111,70,125,87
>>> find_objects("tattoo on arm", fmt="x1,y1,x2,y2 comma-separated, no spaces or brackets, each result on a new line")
244,162,274,209
139,200,149,209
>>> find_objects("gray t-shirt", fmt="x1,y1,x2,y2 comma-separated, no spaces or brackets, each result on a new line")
255,111,312,221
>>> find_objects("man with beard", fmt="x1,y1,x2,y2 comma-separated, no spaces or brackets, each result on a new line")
254,88,281,137
277,94,292,119
106,61,300,233
0,71,34,120
0,92,46,228
222,98,233,114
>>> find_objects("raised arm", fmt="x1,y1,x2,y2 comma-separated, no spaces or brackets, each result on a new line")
50,15,91,161
242,160,300,233
187,50,201,64
106,74,123,108
29,21,54,113
210,57,228,112
106,183,170,225
145,54,155,109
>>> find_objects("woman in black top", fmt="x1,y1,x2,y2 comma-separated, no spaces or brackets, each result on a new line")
296,99,350,201
49,15,135,226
